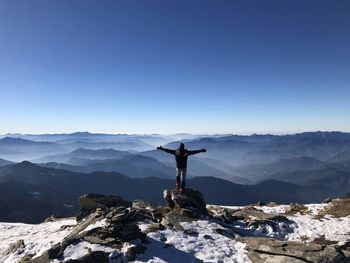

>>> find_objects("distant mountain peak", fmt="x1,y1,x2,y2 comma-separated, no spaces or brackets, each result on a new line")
71,148,123,154
14,161,41,169
1,137,26,142
0,137,54,145
0,158,13,166
0,137,36,145
70,132,93,136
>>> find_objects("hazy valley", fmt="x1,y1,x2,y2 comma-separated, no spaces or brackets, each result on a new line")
1,131,350,223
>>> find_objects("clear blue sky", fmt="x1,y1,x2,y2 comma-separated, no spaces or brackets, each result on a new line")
1,0,349,134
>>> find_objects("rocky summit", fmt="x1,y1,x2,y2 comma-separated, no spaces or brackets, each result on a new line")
1,190,350,262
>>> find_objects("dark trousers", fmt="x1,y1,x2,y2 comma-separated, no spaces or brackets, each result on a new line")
176,168,187,189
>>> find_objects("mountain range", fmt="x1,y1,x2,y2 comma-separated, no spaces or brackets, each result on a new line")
1,131,350,222
0,160,347,223
165,131,350,166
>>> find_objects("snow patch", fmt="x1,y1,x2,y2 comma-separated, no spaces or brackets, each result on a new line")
137,220,251,263
2,203,350,263
50,241,117,262
0,218,76,263
79,218,107,234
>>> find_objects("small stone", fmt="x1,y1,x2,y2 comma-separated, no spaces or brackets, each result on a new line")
144,223,166,233
84,235,109,245
285,203,309,215
126,244,147,261
323,197,333,203
183,228,199,237
18,254,34,263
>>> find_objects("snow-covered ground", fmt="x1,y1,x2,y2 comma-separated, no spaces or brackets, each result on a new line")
1,203,350,263
0,218,76,263
223,204,350,244
136,220,250,263
282,204,350,245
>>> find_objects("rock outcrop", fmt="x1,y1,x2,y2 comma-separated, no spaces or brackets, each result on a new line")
25,190,211,262
76,193,131,221
284,203,309,215
239,237,347,263
132,199,164,223
15,192,350,263
162,188,208,230
1,239,25,256
209,205,289,225
25,195,144,263
163,188,208,218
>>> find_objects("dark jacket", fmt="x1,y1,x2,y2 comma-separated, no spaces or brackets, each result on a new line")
158,147,205,169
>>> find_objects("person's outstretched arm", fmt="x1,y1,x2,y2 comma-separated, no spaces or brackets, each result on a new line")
157,146,176,155
187,148,207,155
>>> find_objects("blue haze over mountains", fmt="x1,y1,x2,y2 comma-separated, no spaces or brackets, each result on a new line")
1,131,350,223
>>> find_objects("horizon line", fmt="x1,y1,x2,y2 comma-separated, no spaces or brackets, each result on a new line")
1,130,350,137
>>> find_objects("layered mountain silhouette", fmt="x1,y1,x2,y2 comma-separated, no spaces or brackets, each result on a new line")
0,137,59,149
2,131,350,223
37,148,249,184
0,137,65,162
230,156,327,182
0,161,345,223
165,132,350,166
0,136,154,161
3,131,170,145
266,166,350,191
0,158,13,167
39,155,175,179
327,150,350,163
35,148,132,163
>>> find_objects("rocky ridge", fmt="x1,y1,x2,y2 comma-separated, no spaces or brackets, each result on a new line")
2,190,350,263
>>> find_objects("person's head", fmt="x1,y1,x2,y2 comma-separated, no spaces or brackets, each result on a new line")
179,143,185,151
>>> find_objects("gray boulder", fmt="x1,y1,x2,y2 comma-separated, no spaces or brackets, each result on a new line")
79,194,131,210
163,188,208,218
77,193,131,221
238,237,346,263
209,206,289,225
64,251,109,263
28,195,145,263
132,199,163,223
284,203,309,215
323,197,333,203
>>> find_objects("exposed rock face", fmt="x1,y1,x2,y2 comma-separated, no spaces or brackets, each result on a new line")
162,210,192,230
27,196,144,263
132,199,163,223
339,241,350,258
10,192,350,263
77,193,131,221
143,223,166,234
64,251,110,263
162,188,208,230
83,207,143,245
323,197,333,203
1,239,25,256
209,206,289,224
284,203,309,215
163,188,208,218
44,215,64,222
207,205,293,238
239,237,347,263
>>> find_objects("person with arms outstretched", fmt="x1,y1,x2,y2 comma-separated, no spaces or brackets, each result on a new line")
157,143,207,193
